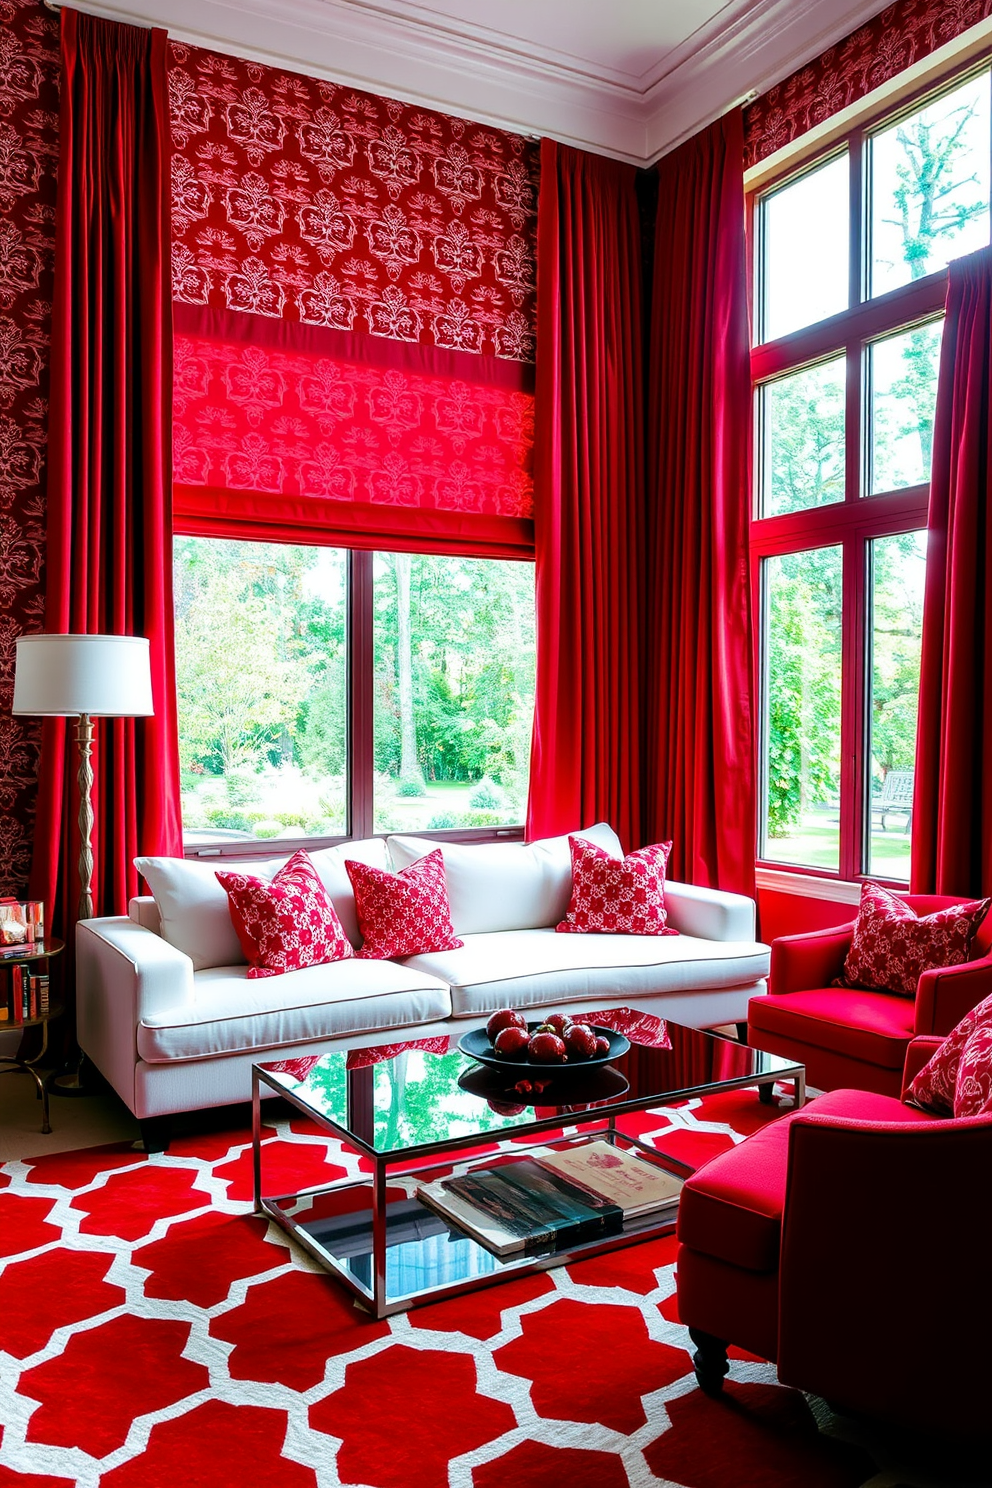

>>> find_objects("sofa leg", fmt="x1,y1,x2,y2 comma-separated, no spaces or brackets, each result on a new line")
688,1328,730,1396
138,1116,172,1154
757,1082,776,1105
735,1021,749,1043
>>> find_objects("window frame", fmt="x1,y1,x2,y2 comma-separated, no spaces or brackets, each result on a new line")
747,53,992,886
175,539,531,861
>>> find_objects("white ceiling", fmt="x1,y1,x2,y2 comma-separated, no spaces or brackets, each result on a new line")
75,0,892,162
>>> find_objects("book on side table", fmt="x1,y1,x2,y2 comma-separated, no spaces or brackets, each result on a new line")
417,1140,683,1258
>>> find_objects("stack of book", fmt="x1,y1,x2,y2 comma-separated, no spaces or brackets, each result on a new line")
0,966,49,1024
418,1140,683,1258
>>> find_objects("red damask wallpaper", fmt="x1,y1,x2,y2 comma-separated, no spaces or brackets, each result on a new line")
744,0,992,166
0,0,58,896
168,41,538,361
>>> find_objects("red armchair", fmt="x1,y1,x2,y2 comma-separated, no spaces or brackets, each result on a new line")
675,1037,992,1438
747,895,992,1096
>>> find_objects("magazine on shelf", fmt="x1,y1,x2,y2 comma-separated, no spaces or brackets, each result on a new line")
417,1142,683,1259
534,1140,684,1218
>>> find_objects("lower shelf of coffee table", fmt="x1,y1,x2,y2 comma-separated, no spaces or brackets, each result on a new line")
258,1138,688,1317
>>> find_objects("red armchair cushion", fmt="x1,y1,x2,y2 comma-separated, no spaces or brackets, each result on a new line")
907,993,992,1116
749,987,915,1070
842,880,990,997
678,1089,931,1274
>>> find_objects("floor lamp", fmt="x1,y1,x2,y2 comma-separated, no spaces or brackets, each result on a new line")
13,634,154,1090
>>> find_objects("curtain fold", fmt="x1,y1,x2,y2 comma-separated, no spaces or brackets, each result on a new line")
526,140,645,848
644,111,755,897
30,9,181,956
911,247,992,897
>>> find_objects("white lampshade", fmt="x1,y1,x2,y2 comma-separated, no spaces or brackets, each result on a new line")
12,634,155,718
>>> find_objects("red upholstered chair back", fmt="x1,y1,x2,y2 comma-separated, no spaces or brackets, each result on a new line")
778,1107,992,1435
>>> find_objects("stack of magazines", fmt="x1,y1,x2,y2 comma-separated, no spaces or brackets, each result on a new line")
417,1140,683,1258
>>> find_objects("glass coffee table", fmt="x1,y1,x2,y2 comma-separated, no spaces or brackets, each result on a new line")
252,1019,804,1319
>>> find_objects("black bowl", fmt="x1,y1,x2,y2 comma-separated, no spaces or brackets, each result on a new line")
457,1021,630,1075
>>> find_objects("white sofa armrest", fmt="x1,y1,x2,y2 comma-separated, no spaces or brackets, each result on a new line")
664,880,756,942
76,918,195,1115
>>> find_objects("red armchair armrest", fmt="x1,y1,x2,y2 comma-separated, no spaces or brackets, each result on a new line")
768,921,854,996
778,1111,992,1435
914,951,992,1036
901,1035,943,1095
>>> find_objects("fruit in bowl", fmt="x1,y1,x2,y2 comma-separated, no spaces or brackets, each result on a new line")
527,1031,567,1064
564,1023,598,1060
486,1008,528,1041
473,1007,616,1066
493,1025,530,1059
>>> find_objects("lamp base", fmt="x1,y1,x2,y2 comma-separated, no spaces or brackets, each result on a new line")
46,1050,95,1098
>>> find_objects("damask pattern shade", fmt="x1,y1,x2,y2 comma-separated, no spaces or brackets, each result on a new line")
167,41,538,553
172,305,534,554
167,41,537,356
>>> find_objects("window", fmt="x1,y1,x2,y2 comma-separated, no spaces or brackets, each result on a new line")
751,63,992,883
372,553,535,833
175,538,535,853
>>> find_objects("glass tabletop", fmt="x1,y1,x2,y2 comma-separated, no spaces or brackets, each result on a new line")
257,1020,801,1160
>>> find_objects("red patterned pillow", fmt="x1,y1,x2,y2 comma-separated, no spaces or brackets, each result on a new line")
216,849,353,979
842,881,990,997
346,848,462,960
556,836,677,936
955,1021,992,1117
907,994,992,1116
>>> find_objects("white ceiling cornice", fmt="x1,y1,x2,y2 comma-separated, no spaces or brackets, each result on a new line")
65,0,895,164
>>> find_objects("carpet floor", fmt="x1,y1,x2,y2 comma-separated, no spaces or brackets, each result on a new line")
0,1087,909,1487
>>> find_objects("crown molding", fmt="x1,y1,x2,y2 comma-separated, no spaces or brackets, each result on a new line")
644,0,895,161
62,0,902,165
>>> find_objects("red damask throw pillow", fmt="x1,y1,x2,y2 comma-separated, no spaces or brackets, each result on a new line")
842,881,990,997
907,993,992,1118
556,836,677,936
216,849,353,979
346,848,462,960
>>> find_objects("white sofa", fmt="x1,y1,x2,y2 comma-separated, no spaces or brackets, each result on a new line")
76,824,769,1147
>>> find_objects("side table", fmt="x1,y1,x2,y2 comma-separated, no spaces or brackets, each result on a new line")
0,937,64,1134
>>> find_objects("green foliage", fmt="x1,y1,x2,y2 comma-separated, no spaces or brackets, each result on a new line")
764,95,973,846
397,777,427,797
469,777,504,810
427,813,458,829
766,548,842,836
175,537,535,836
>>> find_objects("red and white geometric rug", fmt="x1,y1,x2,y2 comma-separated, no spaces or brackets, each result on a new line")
0,1090,880,1488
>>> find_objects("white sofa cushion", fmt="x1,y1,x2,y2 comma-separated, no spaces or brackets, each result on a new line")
136,959,451,1063
401,928,771,1017
136,838,389,971
386,823,622,936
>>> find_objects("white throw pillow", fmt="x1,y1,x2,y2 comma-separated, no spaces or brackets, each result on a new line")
135,854,284,970
386,823,623,936
307,838,391,947
136,838,390,969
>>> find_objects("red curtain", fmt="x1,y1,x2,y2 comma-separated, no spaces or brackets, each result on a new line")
644,111,755,896
30,9,182,948
526,141,645,848
912,247,992,898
